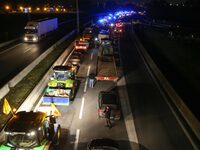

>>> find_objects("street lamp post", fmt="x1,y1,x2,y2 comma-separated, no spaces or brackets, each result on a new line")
76,0,80,33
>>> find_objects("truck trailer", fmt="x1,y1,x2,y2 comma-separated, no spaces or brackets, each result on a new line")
24,18,58,42
96,38,118,81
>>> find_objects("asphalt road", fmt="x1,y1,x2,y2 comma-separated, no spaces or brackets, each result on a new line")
0,20,78,87
118,27,195,150
35,46,131,150
22,23,196,150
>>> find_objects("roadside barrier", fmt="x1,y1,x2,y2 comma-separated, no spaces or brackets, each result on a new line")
0,30,76,142
18,39,75,112
0,20,92,142
131,30,200,148
0,84,10,100
8,30,76,88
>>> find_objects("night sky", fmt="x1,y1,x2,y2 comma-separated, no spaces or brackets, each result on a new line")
0,0,193,9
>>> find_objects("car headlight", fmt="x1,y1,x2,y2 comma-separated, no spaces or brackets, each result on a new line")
24,37,28,41
33,37,37,41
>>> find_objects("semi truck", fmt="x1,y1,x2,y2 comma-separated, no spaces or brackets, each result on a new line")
24,18,58,42
96,38,118,81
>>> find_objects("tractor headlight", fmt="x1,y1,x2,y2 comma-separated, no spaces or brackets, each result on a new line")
27,131,35,136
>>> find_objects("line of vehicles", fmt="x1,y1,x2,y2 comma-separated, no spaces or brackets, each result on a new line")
0,10,134,150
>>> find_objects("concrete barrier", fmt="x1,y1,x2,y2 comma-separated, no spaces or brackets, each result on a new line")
0,32,76,143
0,84,10,100
17,40,75,112
8,30,76,88
0,21,92,142
131,30,200,145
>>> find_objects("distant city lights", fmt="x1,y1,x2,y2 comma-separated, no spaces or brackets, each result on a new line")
3,4,68,13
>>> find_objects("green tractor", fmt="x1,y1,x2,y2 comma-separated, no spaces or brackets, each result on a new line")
0,111,61,150
43,65,77,105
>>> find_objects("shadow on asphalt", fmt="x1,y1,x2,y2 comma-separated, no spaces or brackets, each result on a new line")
78,140,148,150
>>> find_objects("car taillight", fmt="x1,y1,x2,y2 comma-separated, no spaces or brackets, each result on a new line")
98,109,104,113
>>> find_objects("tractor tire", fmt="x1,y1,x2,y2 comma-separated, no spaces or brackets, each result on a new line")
54,125,61,146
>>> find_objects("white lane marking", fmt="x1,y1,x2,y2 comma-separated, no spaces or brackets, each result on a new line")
79,97,85,119
0,43,22,55
90,53,93,60
24,47,32,53
84,65,90,92
74,129,80,150
117,77,139,150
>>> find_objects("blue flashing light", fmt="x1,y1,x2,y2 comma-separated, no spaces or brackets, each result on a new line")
110,23,114,27
98,19,104,23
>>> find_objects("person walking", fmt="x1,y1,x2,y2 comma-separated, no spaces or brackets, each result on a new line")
89,73,95,88
104,106,112,128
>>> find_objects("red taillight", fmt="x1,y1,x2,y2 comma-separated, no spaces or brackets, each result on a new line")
98,109,103,113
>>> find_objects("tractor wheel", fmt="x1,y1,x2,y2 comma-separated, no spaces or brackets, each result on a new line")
54,125,61,146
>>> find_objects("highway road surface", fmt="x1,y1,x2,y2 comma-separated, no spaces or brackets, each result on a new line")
30,25,197,150
118,26,196,150
34,46,132,150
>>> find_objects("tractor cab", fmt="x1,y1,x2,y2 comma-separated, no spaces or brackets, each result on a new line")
0,111,61,150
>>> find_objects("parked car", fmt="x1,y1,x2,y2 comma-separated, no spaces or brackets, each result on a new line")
69,52,83,66
97,91,121,120
87,138,119,150
74,39,89,52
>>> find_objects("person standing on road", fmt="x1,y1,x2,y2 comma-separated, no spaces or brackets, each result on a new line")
104,106,112,128
89,73,95,88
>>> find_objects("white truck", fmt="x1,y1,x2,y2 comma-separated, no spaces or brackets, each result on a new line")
24,18,58,42
96,38,118,81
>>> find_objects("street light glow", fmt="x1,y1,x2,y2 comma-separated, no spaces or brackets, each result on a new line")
5,5,10,10
19,6,23,11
